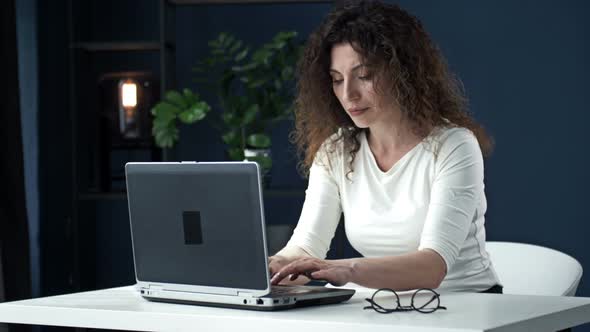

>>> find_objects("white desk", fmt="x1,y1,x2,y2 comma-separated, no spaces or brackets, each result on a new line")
0,286,589,332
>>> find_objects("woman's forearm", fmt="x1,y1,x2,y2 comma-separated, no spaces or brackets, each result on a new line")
336,249,447,291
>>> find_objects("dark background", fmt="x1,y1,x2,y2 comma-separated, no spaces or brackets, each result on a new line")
11,0,590,331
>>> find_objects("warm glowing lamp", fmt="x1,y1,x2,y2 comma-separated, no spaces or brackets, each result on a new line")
118,79,140,138
121,82,137,108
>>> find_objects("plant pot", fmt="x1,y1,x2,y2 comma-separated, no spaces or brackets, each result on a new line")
244,148,272,187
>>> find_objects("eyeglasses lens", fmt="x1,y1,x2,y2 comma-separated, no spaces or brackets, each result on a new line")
412,289,440,313
371,289,400,311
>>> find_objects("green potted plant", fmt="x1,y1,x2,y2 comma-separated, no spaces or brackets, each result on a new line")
151,31,301,180
196,31,301,175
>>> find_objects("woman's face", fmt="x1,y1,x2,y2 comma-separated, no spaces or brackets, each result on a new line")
330,43,394,129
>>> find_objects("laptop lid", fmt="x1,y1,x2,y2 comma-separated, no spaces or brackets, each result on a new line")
125,161,270,297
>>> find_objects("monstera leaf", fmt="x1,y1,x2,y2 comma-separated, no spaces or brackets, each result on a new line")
151,89,211,148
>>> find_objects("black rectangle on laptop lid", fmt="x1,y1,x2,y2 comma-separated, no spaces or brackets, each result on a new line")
125,162,269,291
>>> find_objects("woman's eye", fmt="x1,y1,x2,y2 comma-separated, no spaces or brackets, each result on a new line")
331,79,343,85
359,74,372,81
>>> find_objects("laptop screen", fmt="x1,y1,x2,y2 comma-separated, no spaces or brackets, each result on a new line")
126,162,269,291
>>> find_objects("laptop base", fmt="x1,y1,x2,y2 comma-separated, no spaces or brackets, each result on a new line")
143,292,355,311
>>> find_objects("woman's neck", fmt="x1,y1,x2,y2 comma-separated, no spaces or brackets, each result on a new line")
366,118,420,155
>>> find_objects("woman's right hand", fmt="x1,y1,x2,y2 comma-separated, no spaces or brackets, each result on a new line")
269,255,294,276
268,255,310,285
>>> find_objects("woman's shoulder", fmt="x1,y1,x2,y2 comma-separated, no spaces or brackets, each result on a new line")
429,126,477,148
318,129,347,156
427,126,481,161
314,130,346,167
431,126,476,143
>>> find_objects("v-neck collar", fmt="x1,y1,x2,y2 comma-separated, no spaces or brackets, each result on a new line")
361,132,424,176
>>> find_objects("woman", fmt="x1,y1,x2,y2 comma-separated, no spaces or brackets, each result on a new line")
269,1,501,293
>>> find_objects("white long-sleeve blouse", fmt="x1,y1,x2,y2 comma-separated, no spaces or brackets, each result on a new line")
280,126,500,292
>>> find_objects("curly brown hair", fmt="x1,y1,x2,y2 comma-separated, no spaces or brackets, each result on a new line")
291,0,493,176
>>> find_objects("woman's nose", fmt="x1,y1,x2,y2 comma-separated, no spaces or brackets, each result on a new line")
343,80,361,102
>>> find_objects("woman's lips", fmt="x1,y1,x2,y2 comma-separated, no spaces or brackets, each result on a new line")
348,107,369,116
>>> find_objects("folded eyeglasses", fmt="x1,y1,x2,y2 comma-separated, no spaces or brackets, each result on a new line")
364,288,447,314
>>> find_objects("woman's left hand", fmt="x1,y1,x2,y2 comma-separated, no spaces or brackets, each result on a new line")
270,257,354,286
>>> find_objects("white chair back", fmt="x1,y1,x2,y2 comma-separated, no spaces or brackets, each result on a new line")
486,241,583,296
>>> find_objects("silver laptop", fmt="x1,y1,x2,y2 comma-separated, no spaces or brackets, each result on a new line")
125,161,355,310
